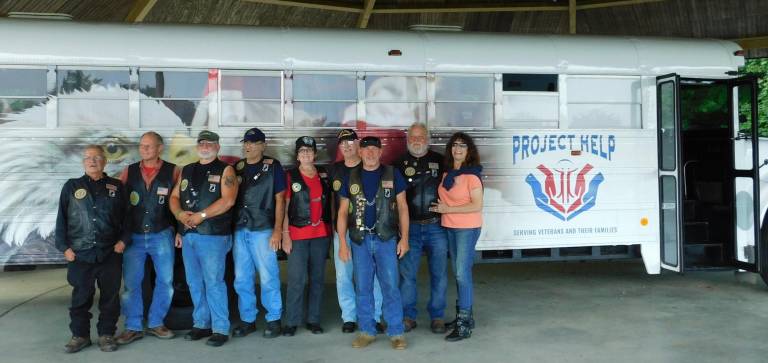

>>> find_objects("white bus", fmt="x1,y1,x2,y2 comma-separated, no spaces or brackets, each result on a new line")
0,19,763,282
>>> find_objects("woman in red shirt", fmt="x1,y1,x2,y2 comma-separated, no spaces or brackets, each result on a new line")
281,136,332,336
431,132,484,342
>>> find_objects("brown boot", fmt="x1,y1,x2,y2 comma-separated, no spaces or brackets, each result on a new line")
98,335,118,352
403,318,417,332
351,333,376,348
64,336,92,353
430,319,446,334
116,330,144,345
390,335,407,350
147,326,175,339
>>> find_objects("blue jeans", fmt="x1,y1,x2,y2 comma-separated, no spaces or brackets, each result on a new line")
121,228,175,331
233,228,283,323
350,235,404,336
400,222,448,320
333,232,383,323
182,232,232,334
446,227,481,311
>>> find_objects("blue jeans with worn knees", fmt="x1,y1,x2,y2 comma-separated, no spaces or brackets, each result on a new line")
233,228,283,323
399,222,448,320
333,232,383,323
446,227,481,311
121,227,175,331
350,235,404,336
182,233,232,334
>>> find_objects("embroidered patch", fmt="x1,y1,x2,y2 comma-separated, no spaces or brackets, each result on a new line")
292,182,302,192
263,159,273,165
332,180,342,192
208,175,221,183
209,184,216,193
350,184,361,195
236,160,245,171
105,183,117,190
180,179,188,191
429,162,439,169
404,167,416,177
157,187,169,196
130,191,140,206
382,181,393,189
74,188,87,199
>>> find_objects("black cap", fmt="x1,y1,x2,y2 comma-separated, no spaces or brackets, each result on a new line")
295,136,317,151
197,130,220,143
241,127,266,143
337,129,358,141
359,136,382,148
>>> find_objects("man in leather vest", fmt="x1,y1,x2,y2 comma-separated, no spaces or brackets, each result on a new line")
395,122,448,334
169,130,237,347
56,145,128,353
328,129,384,334
231,127,286,339
116,132,180,345
337,136,410,350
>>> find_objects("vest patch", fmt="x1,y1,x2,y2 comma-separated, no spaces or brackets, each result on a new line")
350,184,361,195
404,167,416,176
180,179,189,191
292,182,302,192
74,188,87,199
332,180,342,191
207,175,221,183
236,160,245,171
129,191,140,206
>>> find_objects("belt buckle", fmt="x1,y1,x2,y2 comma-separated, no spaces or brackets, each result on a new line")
142,226,151,233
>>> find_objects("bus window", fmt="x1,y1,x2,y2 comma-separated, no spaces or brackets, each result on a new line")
565,76,641,129
221,71,282,127
139,70,209,127
433,75,493,128
293,73,356,128
365,74,426,127
503,74,557,92
57,68,129,127
499,73,559,129
0,68,47,127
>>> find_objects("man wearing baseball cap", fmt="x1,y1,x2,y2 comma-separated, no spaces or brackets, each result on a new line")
328,129,385,334
169,130,237,347
337,136,410,350
231,127,287,339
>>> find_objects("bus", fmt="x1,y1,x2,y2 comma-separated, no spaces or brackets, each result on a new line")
0,19,763,284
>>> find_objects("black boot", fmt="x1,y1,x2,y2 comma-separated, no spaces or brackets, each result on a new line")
445,309,472,342
446,305,474,330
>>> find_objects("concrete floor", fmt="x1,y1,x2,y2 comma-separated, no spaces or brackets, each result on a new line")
1,260,768,363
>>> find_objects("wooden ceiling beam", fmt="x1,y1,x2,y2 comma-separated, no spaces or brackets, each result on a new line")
576,0,666,11
735,36,768,51
357,0,376,28
125,0,158,23
372,5,569,14
242,0,363,13
569,0,577,34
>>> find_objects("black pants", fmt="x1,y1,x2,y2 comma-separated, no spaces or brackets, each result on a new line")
66,251,122,337
284,237,329,327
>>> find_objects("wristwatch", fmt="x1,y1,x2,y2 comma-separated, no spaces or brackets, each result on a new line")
200,211,207,219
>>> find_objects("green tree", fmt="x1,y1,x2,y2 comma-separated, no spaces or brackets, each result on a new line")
743,58,768,136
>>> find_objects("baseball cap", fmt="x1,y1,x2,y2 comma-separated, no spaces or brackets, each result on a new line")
241,127,266,143
359,136,382,148
337,129,358,142
197,130,220,143
295,136,317,151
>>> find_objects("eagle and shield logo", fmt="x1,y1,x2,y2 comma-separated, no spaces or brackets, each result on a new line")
525,159,604,221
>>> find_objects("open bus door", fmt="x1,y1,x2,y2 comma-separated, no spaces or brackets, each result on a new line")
657,74,683,272
729,76,762,274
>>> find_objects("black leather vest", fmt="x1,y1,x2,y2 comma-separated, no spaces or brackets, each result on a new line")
179,159,232,236
234,156,277,231
396,150,444,221
287,167,331,227
66,175,125,251
348,166,398,244
126,161,176,234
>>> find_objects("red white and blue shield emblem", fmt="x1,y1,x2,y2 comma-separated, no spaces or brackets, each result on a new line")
525,160,604,221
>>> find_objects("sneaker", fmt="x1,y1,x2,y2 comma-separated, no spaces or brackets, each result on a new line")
390,335,407,350
342,321,357,333
282,326,297,337
146,325,175,339
351,333,376,348
375,321,387,335
64,336,91,353
430,319,446,334
205,333,228,347
263,320,282,338
305,323,324,334
97,335,118,352
232,322,257,337
115,330,143,345
184,328,213,341
403,318,417,333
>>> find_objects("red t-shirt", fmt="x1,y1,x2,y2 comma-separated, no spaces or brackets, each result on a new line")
285,171,329,240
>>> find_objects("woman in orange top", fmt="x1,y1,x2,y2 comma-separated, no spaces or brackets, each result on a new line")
431,132,483,342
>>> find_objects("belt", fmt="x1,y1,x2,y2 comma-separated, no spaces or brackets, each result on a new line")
142,225,152,233
411,216,439,225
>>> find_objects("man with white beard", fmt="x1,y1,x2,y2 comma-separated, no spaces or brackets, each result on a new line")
56,145,128,353
395,122,448,334
169,130,237,347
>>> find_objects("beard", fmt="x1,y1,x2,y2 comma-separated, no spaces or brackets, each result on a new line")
407,143,428,157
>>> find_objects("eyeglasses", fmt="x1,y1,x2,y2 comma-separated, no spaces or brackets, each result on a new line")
83,156,105,162
452,143,468,149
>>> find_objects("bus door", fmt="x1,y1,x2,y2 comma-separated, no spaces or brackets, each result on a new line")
657,74,684,272
729,76,761,273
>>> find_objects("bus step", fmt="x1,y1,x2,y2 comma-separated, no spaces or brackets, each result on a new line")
684,243,724,267
684,221,710,243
